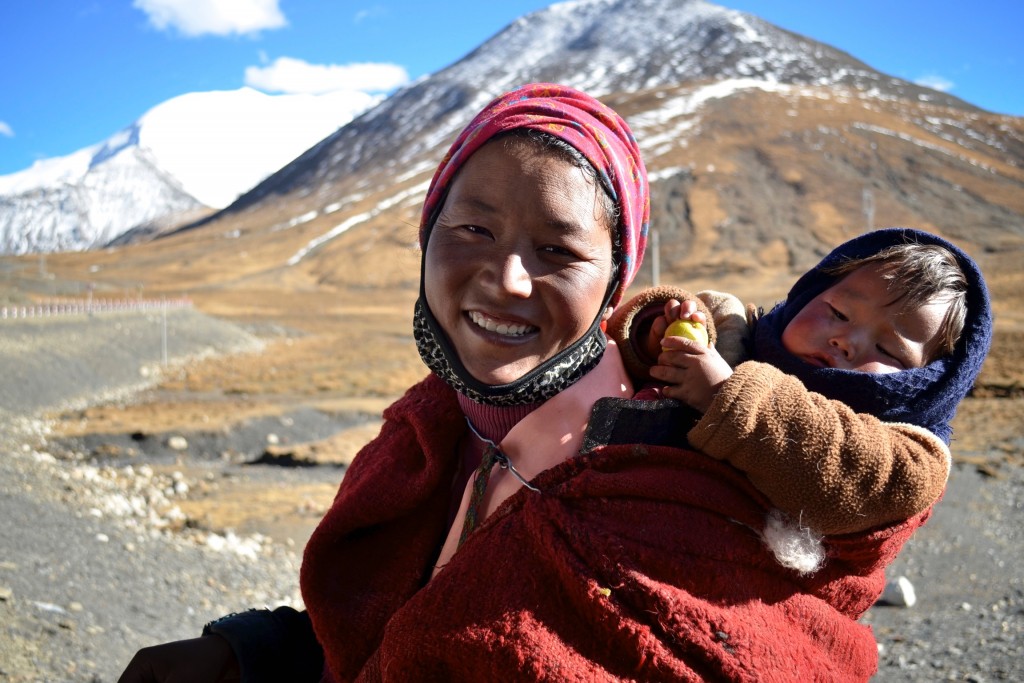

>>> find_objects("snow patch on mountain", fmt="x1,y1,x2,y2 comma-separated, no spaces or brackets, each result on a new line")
0,88,378,254
136,88,379,207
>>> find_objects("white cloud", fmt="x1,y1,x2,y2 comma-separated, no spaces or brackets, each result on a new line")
245,56,409,95
915,74,955,92
0,121,13,137
133,0,286,37
354,6,387,24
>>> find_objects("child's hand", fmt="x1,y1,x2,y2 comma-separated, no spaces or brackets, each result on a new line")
652,321,733,414
645,299,707,360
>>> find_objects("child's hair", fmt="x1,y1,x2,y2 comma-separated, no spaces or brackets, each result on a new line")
823,242,968,362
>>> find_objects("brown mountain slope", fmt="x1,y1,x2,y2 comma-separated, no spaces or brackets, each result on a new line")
22,81,1024,300
4,82,1023,434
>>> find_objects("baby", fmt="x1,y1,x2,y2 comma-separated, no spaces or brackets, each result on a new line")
609,228,991,551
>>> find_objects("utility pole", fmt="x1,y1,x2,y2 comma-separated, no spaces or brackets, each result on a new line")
161,296,168,366
651,229,660,287
862,188,875,232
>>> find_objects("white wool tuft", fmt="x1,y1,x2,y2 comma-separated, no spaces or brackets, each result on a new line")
761,509,825,575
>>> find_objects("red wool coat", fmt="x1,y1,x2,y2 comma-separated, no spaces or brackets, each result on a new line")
301,373,928,682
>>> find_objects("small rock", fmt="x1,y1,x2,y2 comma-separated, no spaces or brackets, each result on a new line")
0,585,13,601
266,433,280,445
167,435,189,451
878,576,917,607
34,601,67,614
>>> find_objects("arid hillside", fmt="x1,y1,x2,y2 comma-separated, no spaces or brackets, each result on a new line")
2,83,1023,443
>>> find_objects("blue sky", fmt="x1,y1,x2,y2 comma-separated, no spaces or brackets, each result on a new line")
1,0,1021,176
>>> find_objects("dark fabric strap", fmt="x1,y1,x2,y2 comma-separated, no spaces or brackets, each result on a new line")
582,397,701,452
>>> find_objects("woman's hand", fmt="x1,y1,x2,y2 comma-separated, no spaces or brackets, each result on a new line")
118,635,240,683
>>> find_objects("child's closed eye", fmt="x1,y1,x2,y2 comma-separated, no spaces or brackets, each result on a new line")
876,344,906,367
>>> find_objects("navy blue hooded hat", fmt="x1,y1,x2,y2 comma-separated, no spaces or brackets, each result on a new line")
753,227,992,444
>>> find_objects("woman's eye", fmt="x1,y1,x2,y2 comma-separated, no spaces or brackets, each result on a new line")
541,244,578,258
461,224,492,238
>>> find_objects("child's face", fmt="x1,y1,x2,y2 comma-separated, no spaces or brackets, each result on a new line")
781,263,952,374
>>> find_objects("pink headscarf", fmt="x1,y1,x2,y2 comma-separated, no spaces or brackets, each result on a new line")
419,83,649,307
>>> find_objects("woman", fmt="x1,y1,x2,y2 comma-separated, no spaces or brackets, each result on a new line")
121,83,925,682
121,82,649,682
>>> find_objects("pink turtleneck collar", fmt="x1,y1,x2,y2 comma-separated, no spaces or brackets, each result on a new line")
456,394,540,444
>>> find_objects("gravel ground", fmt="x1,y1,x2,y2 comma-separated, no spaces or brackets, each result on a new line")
865,463,1024,681
0,311,312,682
0,427,308,683
1,311,1021,682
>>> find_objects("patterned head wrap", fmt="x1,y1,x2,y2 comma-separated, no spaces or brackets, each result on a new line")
754,227,992,444
414,83,650,405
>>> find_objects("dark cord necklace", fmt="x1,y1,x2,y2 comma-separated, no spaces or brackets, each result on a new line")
457,417,540,548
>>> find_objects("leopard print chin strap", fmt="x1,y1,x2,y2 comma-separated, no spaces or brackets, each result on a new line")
412,297,609,407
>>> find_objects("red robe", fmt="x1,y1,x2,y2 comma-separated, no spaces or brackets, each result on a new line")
301,373,928,682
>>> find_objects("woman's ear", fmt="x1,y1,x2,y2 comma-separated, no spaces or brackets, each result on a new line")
601,305,614,322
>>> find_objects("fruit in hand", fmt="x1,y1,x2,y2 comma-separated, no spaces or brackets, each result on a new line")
663,319,709,347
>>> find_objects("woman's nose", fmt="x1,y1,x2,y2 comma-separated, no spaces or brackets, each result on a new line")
497,253,533,298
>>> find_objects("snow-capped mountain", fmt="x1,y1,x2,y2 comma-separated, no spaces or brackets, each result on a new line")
198,0,1016,296
0,0,993,256
0,88,380,254
233,0,976,209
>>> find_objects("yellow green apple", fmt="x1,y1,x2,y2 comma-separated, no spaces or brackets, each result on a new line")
663,319,709,347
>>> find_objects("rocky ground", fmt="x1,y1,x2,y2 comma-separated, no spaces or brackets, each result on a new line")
864,462,1023,681
0,311,351,682
0,308,1021,682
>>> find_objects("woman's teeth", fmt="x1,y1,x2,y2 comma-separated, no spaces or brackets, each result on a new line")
469,311,534,337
